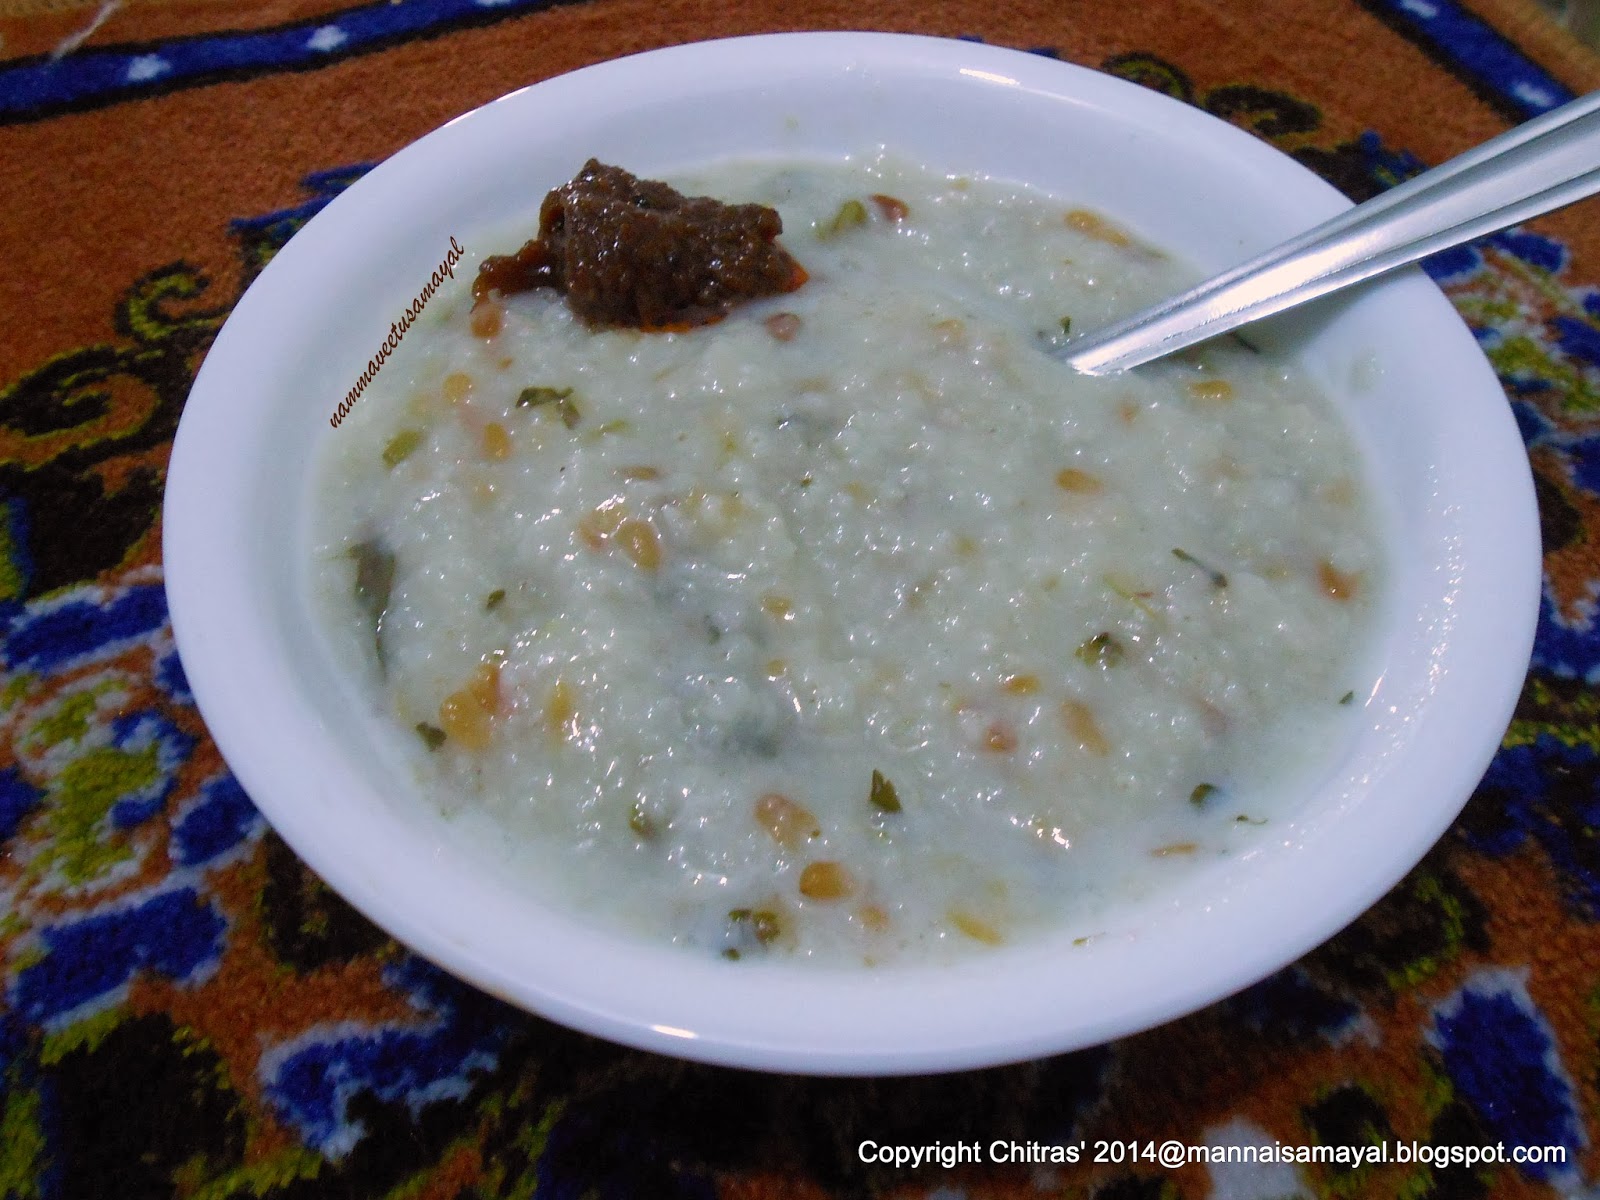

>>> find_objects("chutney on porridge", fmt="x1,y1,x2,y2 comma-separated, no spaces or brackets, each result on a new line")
472,159,808,329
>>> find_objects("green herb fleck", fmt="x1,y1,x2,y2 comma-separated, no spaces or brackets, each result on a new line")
415,722,447,751
1104,574,1161,618
517,386,582,428
869,768,902,813
1235,814,1267,825
722,947,741,960
485,588,506,611
1059,316,1073,336
1173,547,1227,589
820,198,868,239
628,803,656,839
517,385,573,407
1076,631,1125,669
382,429,424,469
1339,690,1355,705
729,907,782,945
1189,782,1219,808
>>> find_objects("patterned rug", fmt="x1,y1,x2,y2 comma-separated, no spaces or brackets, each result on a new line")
3,0,1599,1196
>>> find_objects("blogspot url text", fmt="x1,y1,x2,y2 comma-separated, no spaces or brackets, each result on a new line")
858,1138,1569,1171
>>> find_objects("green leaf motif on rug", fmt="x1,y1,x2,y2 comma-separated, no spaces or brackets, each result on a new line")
1382,872,1473,993
39,1004,127,1067
2,673,34,711
39,741,161,884
184,1145,326,1200
0,499,27,605
28,689,100,751
1487,333,1600,414
1504,674,1600,753
0,1073,46,1200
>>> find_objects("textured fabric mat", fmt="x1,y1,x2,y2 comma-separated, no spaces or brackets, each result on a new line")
3,1,1600,1197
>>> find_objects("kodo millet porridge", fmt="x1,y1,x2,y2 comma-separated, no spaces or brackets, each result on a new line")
309,154,1384,966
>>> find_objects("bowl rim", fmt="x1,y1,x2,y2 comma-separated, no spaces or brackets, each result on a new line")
164,30,1540,1074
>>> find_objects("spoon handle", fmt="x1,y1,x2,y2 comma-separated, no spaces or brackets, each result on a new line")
1061,89,1600,375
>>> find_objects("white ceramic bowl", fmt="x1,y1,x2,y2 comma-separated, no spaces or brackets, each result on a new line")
164,32,1539,1073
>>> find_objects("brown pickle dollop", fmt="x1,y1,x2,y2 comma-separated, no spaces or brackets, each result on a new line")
472,159,808,329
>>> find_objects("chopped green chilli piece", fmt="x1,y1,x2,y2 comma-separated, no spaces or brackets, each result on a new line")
821,198,868,238
485,588,506,611
1059,316,1072,336
382,429,424,468
415,722,447,751
869,768,902,813
1076,631,1125,668
1172,547,1227,589
1189,782,1218,808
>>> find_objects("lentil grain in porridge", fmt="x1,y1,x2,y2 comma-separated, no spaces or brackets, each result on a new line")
311,156,1383,965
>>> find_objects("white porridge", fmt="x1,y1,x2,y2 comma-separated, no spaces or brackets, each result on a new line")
310,156,1382,965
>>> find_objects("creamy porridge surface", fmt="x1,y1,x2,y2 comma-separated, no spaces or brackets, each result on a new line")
310,156,1382,965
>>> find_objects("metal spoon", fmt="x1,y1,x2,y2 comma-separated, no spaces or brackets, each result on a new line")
1060,89,1600,376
